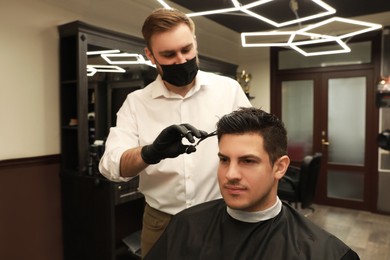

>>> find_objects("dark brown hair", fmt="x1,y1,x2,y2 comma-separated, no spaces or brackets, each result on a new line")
142,8,195,51
216,107,288,165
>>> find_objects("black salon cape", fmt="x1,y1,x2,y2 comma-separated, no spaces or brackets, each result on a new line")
144,199,359,260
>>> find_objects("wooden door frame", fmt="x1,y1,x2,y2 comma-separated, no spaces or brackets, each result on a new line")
270,32,382,212
317,69,378,211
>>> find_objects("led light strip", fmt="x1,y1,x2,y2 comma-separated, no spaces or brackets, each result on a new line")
86,52,156,76
240,0,335,27
288,32,351,56
156,0,172,9
87,65,126,76
157,0,335,28
101,53,156,67
86,49,120,55
241,17,382,56
241,31,294,47
156,0,382,56
298,16,383,39
242,31,350,56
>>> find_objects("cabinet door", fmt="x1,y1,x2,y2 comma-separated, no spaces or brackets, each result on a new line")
61,174,115,260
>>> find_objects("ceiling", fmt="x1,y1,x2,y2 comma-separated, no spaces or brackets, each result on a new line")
169,0,390,33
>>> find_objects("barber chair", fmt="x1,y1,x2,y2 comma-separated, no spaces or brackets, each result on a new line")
278,153,322,213
378,129,390,151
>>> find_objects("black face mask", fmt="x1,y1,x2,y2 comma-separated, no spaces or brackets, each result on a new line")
158,57,199,87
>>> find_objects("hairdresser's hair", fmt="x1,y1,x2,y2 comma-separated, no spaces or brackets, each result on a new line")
216,107,288,165
142,8,195,51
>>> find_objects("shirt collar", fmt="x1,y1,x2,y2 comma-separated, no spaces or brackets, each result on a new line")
151,71,206,99
226,197,282,223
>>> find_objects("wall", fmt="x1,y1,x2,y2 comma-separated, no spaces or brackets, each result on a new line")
238,56,271,110
0,0,269,160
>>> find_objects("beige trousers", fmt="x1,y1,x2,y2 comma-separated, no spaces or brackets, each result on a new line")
141,203,172,259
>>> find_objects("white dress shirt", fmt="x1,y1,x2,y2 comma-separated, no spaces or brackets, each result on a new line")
99,70,252,215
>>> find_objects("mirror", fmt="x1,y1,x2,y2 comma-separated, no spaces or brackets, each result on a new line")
86,44,157,143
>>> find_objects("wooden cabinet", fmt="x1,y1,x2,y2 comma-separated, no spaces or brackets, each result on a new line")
60,173,143,260
59,21,149,172
58,20,239,260
58,21,148,260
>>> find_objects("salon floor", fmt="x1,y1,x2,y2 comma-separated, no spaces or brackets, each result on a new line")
301,204,390,260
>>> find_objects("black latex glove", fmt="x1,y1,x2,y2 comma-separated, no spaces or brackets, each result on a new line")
141,124,208,164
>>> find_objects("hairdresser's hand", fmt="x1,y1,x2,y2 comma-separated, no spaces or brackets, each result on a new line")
141,124,208,164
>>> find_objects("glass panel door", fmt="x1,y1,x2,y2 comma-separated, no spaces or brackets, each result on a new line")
326,76,366,201
327,77,366,165
282,80,314,161
279,70,375,210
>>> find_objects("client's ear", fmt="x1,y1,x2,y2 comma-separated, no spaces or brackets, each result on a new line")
274,155,290,180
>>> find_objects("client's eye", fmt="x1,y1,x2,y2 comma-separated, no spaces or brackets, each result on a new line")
218,156,229,164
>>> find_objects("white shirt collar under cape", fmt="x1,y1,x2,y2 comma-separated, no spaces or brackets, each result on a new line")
226,197,282,223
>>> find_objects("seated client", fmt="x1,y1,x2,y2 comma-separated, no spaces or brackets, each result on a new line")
144,107,359,260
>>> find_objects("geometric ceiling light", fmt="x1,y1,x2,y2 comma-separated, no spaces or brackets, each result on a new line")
288,32,351,56
235,0,336,28
156,0,172,9
286,17,382,56
101,53,142,64
241,16,382,56
156,0,382,56
86,65,126,77
86,49,120,55
297,16,383,40
242,30,351,56
290,17,382,56
241,31,297,47
101,53,156,67
156,0,269,16
86,51,156,76
157,0,336,28
186,0,272,17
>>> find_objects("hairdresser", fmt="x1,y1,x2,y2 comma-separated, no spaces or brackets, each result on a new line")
99,8,251,257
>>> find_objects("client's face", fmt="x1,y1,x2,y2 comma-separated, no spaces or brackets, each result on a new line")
217,133,284,212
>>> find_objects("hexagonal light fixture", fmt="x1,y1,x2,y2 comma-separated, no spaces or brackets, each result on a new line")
157,0,335,28
242,30,351,56
241,16,382,56
297,16,383,39
156,0,382,56
237,0,335,28
241,31,295,47
101,53,155,67
288,32,351,56
86,51,155,76
87,65,126,76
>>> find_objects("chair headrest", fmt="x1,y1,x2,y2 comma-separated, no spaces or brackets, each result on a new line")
378,130,390,151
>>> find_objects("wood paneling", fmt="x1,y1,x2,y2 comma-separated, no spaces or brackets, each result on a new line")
0,155,63,260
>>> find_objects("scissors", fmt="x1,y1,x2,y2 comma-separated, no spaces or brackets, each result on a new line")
194,130,217,147
185,130,217,153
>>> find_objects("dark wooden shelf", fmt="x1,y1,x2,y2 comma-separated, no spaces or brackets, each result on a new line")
58,21,147,260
